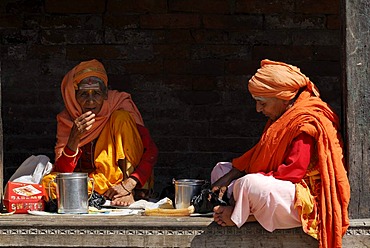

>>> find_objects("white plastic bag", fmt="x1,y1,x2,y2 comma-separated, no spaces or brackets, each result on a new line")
9,155,53,184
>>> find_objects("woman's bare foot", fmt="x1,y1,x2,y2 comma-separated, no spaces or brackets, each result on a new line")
111,194,135,206
213,205,236,227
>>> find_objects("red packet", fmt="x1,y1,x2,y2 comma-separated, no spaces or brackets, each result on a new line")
3,181,45,213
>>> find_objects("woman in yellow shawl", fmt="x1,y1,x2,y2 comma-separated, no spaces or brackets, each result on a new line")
211,59,350,248
43,59,158,206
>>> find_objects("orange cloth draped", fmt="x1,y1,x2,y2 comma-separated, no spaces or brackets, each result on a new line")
232,91,350,248
55,59,144,161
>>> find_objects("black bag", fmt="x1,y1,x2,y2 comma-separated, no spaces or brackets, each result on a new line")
88,191,106,209
191,187,228,214
44,198,58,213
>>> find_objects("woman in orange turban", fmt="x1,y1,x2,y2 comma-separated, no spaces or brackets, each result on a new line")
43,59,158,207
211,59,350,248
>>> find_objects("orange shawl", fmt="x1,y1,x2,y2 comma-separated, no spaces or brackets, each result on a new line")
233,91,350,247
55,59,144,160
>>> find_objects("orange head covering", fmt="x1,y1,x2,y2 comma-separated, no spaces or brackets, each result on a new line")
248,59,320,100
72,59,108,90
55,59,144,160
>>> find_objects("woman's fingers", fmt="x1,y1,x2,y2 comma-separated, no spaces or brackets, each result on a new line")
74,111,95,132
211,185,227,200
211,185,220,192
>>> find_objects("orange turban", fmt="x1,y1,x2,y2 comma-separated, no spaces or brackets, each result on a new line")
248,59,320,100
72,59,108,90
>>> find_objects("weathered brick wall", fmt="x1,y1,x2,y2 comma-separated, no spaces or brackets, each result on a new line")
0,0,342,193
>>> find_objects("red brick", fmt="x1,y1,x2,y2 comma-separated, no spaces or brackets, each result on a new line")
224,75,252,90
191,30,228,44
107,0,167,14
169,0,231,14
105,29,165,45
140,14,201,29
39,15,102,29
164,59,191,74
191,76,217,91
177,91,221,105
2,91,38,105
265,14,326,29
3,0,43,14
203,15,263,30
28,45,65,59
327,15,340,30
0,14,22,28
190,44,250,60
190,137,255,153
104,15,140,29
190,60,224,75
120,60,163,75
151,121,209,137
6,135,56,151
162,75,193,90
225,60,259,75
164,59,224,75
229,30,292,45
211,121,265,138
298,61,340,76
109,75,162,93
67,45,121,60
236,0,295,14
314,46,340,61
1,29,38,45
252,45,314,61
45,0,105,14
165,30,195,43
292,30,340,46
294,0,339,14
41,29,103,45
153,44,191,59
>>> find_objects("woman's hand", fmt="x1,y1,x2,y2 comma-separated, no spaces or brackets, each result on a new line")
67,111,96,151
211,185,228,201
104,177,137,206
211,167,245,200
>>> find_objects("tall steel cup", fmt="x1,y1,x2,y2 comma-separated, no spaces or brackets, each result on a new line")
173,179,204,209
55,173,93,214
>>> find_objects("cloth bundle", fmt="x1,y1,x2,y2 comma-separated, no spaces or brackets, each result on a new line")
191,188,228,214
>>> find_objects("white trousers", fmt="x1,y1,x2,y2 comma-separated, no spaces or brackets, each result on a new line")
211,162,301,231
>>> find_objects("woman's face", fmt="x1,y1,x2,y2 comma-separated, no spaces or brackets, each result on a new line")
254,97,290,121
75,77,107,115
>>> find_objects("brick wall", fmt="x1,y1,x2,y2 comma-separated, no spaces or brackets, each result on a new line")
0,0,342,193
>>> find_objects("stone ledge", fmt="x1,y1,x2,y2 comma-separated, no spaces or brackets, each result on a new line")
0,215,368,247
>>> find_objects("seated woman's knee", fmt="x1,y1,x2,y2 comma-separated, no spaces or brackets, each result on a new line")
236,174,271,195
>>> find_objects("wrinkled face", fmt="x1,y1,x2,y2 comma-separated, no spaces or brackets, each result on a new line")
75,76,107,115
254,96,290,121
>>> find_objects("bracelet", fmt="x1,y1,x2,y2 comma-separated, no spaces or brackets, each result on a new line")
62,147,79,158
121,183,132,195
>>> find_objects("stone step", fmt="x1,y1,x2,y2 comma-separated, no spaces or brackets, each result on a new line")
0,214,368,247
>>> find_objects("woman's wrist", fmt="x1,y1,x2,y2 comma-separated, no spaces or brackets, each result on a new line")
121,182,132,195
63,146,79,158
122,177,137,192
